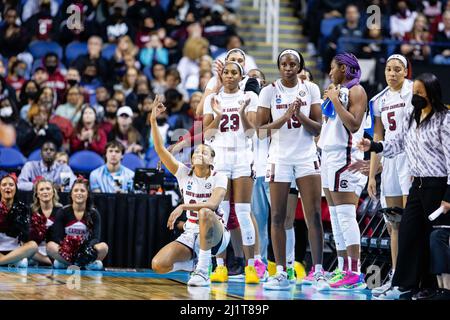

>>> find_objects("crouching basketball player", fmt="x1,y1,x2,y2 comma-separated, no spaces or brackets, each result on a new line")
149,96,230,287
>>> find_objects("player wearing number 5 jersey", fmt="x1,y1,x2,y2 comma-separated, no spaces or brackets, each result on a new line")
149,96,230,287
368,54,413,294
256,49,324,290
203,61,261,284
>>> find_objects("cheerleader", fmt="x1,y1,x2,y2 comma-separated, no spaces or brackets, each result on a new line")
317,53,368,290
368,54,413,294
202,61,261,284
29,178,62,266
46,177,108,270
0,173,38,267
256,49,324,290
149,96,230,287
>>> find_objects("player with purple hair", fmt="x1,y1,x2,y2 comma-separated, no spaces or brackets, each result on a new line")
317,53,368,291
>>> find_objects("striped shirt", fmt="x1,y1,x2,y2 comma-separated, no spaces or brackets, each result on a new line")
381,109,450,200
18,160,76,191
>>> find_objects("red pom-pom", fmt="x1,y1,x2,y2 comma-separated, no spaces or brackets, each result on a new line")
29,212,48,244
0,201,9,229
59,235,84,263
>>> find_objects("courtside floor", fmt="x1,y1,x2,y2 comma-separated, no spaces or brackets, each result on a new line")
0,266,373,300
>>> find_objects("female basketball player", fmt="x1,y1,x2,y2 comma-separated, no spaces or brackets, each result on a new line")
47,177,108,270
149,95,231,287
29,178,62,265
317,53,368,291
202,61,261,284
0,174,38,267
368,54,413,294
256,49,324,290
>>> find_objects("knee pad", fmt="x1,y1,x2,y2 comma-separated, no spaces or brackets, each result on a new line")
329,206,346,251
336,204,360,247
235,203,255,246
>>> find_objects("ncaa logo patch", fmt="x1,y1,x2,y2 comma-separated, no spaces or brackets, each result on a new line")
205,183,211,189
187,184,192,190
299,90,306,97
340,180,348,189
276,94,282,104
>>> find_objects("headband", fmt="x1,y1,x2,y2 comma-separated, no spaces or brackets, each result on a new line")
223,61,244,76
279,49,301,63
226,48,246,61
387,54,408,68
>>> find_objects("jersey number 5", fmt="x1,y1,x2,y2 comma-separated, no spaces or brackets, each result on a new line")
287,115,301,129
220,114,240,132
387,112,396,131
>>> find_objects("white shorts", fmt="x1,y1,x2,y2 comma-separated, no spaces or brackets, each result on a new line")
214,148,254,179
0,233,19,251
381,153,411,197
265,159,320,183
176,224,230,258
321,149,367,195
38,242,48,256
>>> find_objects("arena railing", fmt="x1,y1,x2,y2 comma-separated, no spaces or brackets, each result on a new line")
253,0,280,61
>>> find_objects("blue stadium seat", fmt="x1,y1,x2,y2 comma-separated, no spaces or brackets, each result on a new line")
28,40,63,60
69,150,104,173
122,153,145,171
65,41,88,65
28,148,42,161
320,18,346,39
0,147,26,169
101,44,117,60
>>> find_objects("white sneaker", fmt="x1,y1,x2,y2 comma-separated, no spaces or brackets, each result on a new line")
17,258,28,268
371,270,394,294
86,260,103,271
313,270,329,290
53,259,69,269
187,269,210,287
372,286,410,300
263,271,291,291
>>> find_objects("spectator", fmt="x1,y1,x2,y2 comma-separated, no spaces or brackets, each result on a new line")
165,0,200,34
0,75,18,107
55,86,84,126
401,13,433,63
79,60,103,105
0,97,19,126
108,106,144,154
433,10,450,65
199,70,213,92
17,140,76,191
165,88,193,130
113,90,126,107
42,53,66,103
0,8,29,58
390,0,418,40
150,63,167,96
65,68,82,90
126,0,166,31
100,98,119,135
55,151,69,165
165,68,189,101
248,68,267,87
24,0,58,41
177,37,209,91
134,95,154,134
135,16,158,49
31,67,49,87
216,34,258,73
202,4,235,49
70,105,107,156
111,35,139,81
139,33,169,68
71,36,110,84
18,80,40,114
22,0,59,23
5,60,28,99
92,86,109,120
16,104,63,156
101,1,133,44
89,140,134,193
359,24,387,60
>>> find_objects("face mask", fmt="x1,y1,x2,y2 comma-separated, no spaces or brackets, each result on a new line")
412,94,428,110
137,94,148,101
26,91,38,100
67,79,79,86
46,65,57,74
105,111,116,118
0,106,13,118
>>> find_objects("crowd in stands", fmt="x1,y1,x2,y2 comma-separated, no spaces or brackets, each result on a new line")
303,0,450,73
0,0,249,179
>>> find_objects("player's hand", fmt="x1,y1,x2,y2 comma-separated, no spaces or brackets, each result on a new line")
327,84,340,102
357,138,371,152
238,97,251,114
367,178,377,200
148,95,165,123
284,104,296,121
167,205,184,230
348,159,370,176
211,96,223,117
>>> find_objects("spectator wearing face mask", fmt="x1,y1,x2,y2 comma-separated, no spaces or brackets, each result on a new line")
42,53,66,104
0,98,19,127
100,98,119,136
18,80,40,112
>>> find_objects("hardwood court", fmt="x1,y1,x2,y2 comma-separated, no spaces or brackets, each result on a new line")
0,267,372,300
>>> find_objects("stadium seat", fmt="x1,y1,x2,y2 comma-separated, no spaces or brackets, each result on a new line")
0,147,26,169
28,148,42,161
122,153,145,171
65,41,88,65
320,18,346,39
28,40,63,60
69,150,104,173
101,44,117,60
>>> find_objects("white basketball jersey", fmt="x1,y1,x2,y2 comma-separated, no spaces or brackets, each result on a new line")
373,80,413,142
175,162,228,233
259,79,321,164
203,91,259,150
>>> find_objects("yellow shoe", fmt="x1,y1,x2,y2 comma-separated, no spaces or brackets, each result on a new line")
245,265,260,284
294,261,306,281
210,265,228,283
267,260,276,277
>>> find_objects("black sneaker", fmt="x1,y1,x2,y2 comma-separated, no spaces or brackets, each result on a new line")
431,289,450,300
412,288,437,300
228,257,245,277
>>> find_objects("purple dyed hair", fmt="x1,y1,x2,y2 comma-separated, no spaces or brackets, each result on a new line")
333,53,361,89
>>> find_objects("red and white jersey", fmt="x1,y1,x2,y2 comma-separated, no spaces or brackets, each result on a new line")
203,90,259,150
65,220,89,240
259,79,321,164
372,80,413,142
175,162,228,233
